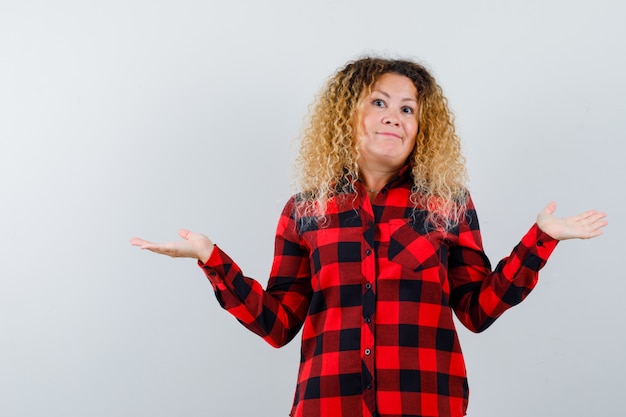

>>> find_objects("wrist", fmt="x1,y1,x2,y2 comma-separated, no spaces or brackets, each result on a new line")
198,242,215,264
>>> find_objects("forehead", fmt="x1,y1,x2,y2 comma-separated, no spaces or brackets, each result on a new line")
370,73,418,99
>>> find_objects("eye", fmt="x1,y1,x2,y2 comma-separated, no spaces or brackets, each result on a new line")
401,106,415,114
372,99,386,108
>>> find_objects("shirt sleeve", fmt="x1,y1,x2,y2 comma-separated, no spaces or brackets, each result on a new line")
447,197,558,333
198,198,313,348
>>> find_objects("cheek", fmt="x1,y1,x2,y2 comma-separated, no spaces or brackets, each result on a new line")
405,131,418,151
403,122,417,139
360,112,375,133
405,140,417,156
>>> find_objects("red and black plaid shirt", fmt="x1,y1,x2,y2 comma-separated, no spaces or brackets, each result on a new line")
200,167,557,417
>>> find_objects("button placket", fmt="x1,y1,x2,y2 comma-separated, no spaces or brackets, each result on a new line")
360,209,376,407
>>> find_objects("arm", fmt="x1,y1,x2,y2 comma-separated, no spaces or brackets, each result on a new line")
130,198,313,348
447,199,607,333
199,203,313,347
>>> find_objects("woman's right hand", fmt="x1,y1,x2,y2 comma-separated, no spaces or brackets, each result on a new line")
130,229,215,263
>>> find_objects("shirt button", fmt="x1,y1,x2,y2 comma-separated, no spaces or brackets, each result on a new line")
208,271,217,277
365,249,372,256
365,348,371,355
366,384,372,389
365,283,372,290
365,317,371,323
537,241,544,246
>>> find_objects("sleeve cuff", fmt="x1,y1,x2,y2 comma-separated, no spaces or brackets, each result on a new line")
501,224,559,279
530,224,559,259
198,244,226,285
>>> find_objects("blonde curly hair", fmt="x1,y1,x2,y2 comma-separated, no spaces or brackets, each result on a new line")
294,57,468,229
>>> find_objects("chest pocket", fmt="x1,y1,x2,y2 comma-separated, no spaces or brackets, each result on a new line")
387,219,447,272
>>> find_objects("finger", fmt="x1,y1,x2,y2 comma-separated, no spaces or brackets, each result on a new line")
566,210,600,225
144,242,178,256
130,237,152,248
583,228,604,239
578,211,607,227
589,218,609,230
577,209,599,221
580,217,608,236
589,211,607,222
178,229,191,239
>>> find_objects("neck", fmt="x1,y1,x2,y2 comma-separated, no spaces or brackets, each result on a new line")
359,167,399,194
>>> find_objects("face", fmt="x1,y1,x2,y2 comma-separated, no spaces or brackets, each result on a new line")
355,72,419,172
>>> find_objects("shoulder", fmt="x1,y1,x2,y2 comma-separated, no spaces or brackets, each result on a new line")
278,194,320,235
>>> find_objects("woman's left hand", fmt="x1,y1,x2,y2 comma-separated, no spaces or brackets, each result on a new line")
536,202,608,241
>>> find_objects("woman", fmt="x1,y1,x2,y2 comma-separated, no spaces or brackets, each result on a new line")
131,57,607,417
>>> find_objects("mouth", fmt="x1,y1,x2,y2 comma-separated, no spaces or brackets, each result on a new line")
377,132,402,139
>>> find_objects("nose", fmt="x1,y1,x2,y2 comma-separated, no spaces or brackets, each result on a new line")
382,105,402,126
383,112,400,126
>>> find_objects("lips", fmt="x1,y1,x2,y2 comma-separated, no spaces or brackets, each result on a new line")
377,132,402,139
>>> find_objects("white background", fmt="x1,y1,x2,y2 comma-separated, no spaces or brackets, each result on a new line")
1,1,624,416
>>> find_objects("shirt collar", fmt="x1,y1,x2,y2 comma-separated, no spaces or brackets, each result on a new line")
350,163,413,193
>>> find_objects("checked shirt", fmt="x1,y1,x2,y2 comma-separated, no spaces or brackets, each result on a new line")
200,167,558,417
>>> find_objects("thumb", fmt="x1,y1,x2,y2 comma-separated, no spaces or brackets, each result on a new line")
542,201,557,216
178,229,192,239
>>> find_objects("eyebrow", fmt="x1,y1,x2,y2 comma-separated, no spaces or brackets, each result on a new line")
372,89,418,103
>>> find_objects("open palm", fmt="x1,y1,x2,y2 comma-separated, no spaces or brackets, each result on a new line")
130,229,215,263
536,202,607,241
